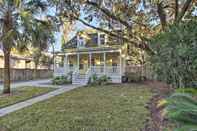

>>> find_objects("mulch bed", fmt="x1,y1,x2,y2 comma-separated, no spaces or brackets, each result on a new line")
142,80,174,131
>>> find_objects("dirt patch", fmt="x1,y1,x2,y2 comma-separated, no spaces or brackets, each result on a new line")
0,91,20,98
142,80,174,131
0,126,10,131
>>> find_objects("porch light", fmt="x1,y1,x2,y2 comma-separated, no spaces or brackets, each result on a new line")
121,54,126,57
96,60,101,65
84,60,88,64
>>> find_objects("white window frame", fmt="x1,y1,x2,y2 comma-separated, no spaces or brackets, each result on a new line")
77,36,85,48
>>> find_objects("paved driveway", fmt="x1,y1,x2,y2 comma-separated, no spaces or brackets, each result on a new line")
0,79,64,90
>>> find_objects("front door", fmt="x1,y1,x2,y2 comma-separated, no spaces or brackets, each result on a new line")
79,54,89,74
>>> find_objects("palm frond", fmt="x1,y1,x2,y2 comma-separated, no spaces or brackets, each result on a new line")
166,93,197,129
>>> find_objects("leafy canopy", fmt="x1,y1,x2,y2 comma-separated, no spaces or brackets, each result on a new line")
150,19,197,88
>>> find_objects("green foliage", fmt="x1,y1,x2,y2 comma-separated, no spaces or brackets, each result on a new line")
40,54,53,69
52,76,71,85
165,93,197,130
176,88,197,97
32,48,42,67
89,74,111,86
150,20,197,88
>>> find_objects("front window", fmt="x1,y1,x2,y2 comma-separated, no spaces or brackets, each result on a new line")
78,37,85,47
92,34,98,44
100,34,105,45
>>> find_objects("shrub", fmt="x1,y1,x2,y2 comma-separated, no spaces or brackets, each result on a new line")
164,93,197,130
89,74,111,86
149,20,197,88
98,75,111,85
125,72,144,82
52,76,71,85
176,88,197,97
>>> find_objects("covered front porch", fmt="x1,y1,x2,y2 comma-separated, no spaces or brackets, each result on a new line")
54,49,125,84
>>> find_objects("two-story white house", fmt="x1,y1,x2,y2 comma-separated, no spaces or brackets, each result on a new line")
54,29,132,85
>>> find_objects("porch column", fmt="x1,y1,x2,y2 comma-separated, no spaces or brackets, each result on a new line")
64,54,68,74
89,53,92,69
77,53,80,71
103,52,106,74
119,50,122,76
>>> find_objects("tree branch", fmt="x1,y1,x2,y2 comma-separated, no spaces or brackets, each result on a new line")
86,0,132,29
177,0,193,22
74,16,155,54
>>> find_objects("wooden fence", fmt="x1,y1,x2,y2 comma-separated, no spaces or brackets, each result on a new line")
125,65,156,80
0,68,53,82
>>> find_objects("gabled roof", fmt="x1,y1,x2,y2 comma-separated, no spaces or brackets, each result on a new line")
62,30,100,50
62,36,78,49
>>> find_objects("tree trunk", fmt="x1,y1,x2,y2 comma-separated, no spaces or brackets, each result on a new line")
157,2,167,30
34,64,38,79
3,51,11,94
52,43,55,73
177,0,193,22
174,0,179,21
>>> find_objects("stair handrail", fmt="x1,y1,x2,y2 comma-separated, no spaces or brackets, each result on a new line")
85,68,92,84
72,68,79,81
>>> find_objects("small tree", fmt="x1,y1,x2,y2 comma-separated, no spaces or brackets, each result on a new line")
40,54,53,70
32,48,42,78
30,19,55,78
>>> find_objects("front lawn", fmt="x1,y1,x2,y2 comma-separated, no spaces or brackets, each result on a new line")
0,87,54,108
0,84,152,131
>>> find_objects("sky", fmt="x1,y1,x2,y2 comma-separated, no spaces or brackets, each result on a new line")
52,21,89,51
46,5,93,52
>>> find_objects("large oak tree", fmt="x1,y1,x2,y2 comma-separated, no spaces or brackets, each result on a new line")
51,0,196,54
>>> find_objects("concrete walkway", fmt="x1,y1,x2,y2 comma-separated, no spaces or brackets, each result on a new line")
0,84,80,117
0,79,65,90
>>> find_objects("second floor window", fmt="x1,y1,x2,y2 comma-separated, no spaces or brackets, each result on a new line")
78,37,85,47
100,34,105,45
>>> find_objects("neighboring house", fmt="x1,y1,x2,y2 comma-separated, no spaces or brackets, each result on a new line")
0,45,50,69
0,53,49,69
54,29,132,84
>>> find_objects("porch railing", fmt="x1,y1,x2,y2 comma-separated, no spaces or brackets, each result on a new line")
54,65,121,77
91,66,120,75
105,66,120,75
54,67,66,76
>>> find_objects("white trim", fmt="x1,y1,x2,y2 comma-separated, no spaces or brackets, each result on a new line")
97,33,101,46
77,53,80,71
89,53,92,69
104,52,106,74
64,55,68,74
65,49,121,56
119,50,122,76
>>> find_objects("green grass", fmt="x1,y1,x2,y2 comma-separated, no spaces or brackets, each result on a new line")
176,88,197,97
0,87,54,108
0,84,152,131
